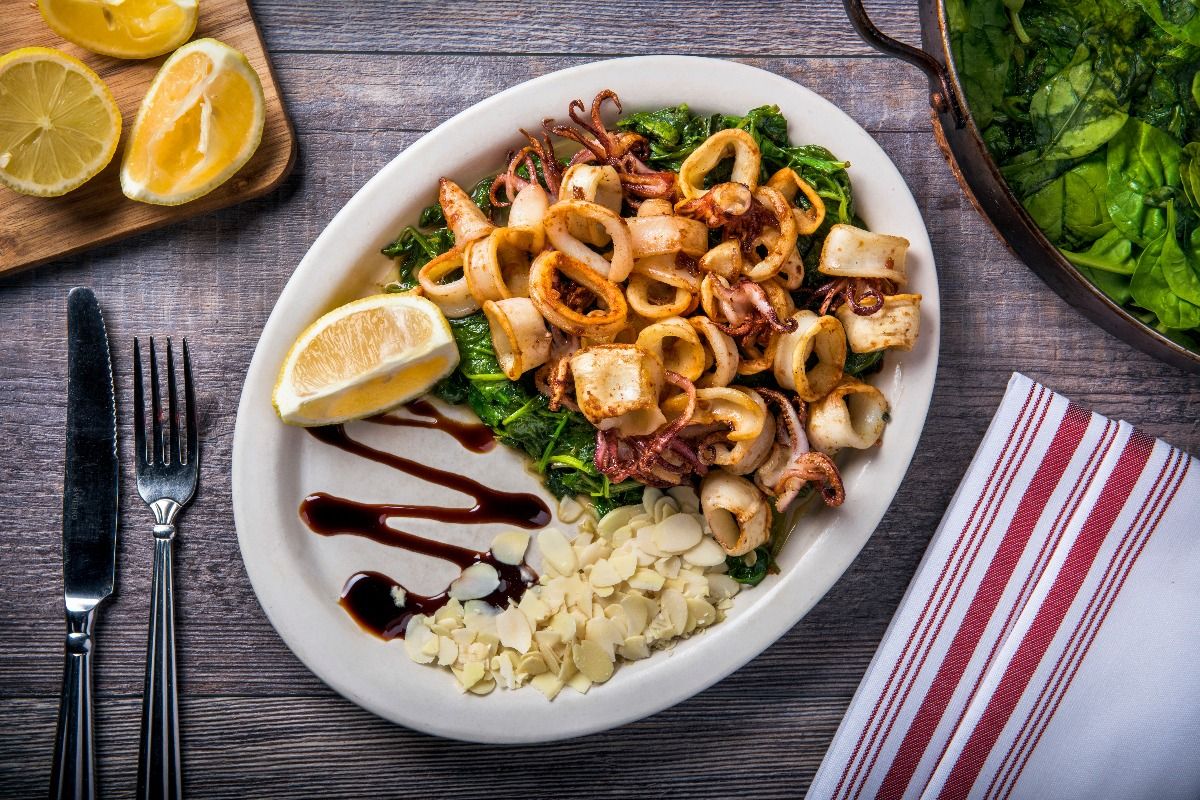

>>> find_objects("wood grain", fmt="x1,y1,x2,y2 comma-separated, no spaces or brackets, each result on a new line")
1,6,1199,797
0,0,296,276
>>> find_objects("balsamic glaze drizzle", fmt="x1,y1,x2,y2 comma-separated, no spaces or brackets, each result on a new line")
301,413,548,638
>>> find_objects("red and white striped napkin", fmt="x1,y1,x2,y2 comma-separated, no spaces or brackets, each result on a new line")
808,372,1200,800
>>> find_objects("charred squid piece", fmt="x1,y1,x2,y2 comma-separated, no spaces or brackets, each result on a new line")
700,470,772,556
806,377,889,454
767,167,827,235
836,293,922,353
675,182,754,228
489,123,564,206
772,310,847,402
543,199,634,283
439,177,494,245
482,297,552,381
636,316,707,382
528,250,628,340
569,344,666,437
755,388,845,511
677,129,761,201
417,246,481,319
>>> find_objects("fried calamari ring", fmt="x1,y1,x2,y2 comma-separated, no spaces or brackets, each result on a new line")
767,167,826,235
633,253,702,292
772,311,847,402
544,199,634,282
483,297,552,380
678,129,761,201
416,246,480,319
529,250,627,339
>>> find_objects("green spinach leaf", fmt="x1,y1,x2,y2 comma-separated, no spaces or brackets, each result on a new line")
1106,119,1183,246
1029,45,1130,160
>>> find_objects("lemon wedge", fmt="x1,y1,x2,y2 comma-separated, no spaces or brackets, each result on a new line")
121,38,264,206
38,0,198,60
0,47,121,197
274,295,461,426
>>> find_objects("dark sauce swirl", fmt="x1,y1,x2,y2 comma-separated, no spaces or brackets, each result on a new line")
302,415,549,639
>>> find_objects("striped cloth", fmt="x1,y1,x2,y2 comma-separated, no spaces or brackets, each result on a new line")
808,373,1200,800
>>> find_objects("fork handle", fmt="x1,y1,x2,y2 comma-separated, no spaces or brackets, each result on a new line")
137,528,183,800
50,606,99,800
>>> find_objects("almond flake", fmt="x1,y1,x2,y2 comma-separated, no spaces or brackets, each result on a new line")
651,513,703,554
496,606,533,653
572,640,614,684
682,536,727,567
538,529,578,575
449,563,500,601
490,531,531,565
589,559,621,588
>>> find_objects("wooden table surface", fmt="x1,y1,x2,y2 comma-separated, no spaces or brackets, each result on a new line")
2,2,1198,797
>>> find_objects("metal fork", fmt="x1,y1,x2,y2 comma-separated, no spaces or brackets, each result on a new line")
133,338,197,800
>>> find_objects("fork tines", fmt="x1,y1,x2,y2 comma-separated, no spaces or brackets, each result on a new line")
132,338,198,501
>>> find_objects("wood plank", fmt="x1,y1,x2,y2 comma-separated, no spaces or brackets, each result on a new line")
0,0,296,275
3,30,1200,798
252,0,921,58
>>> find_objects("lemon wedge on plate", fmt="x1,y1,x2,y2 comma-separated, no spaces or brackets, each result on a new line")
274,294,461,426
0,47,121,197
38,0,198,60
121,38,264,205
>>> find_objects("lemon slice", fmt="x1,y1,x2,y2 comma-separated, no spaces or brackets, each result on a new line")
121,38,264,206
38,0,198,60
274,295,461,426
0,47,121,197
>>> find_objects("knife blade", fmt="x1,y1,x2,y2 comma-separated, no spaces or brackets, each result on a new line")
51,286,119,800
61,286,119,605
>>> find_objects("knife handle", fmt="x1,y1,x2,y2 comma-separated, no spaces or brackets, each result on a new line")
137,531,183,800
50,606,98,800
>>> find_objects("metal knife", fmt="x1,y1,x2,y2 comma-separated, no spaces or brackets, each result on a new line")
50,287,119,800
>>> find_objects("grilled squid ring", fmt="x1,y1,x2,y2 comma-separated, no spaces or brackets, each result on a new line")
544,199,634,282
807,377,889,453
464,226,539,303
636,316,706,381
773,311,847,402
438,177,493,245
559,164,623,246
665,386,766,443
633,253,702,292
742,186,798,282
626,273,695,320
637,198,675,218
678,129,761,201
836,293,922,353
767,167,826,235
777,241,805,290
700,469,771,556
483,297,552,380
416,246,480,319
820,224,910,285
507,183,549,251
627,214,709,259
570,343,666,436
689,316,740,388
700,240,744,279
737,331,781,376
529,250,628,339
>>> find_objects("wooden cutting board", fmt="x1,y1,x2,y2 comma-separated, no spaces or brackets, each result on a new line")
0,0,296,276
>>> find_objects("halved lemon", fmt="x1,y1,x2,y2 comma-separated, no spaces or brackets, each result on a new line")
38,0,198,60
274,295,461,426
121,38,264,205
0,47,121,197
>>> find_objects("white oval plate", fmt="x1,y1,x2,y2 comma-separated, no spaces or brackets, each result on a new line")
233,55,939,744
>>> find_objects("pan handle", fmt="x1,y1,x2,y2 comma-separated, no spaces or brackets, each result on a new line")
842,0,967,129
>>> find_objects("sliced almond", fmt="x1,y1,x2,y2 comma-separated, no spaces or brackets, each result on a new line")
449,563,500,601
490,531,531,565
538,529,578,575
683,536,727,567
651,513,703,554
496,606,533,653
572,640,615,683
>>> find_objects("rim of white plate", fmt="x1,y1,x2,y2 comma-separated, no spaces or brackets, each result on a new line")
232,55,940,744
